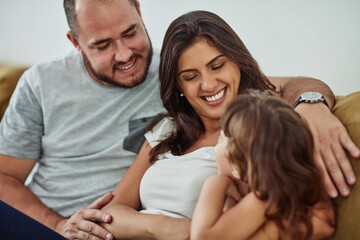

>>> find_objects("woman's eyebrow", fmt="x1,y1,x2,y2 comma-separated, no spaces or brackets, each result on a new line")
177,54,225,76
177,68,196,76
206,54,225,67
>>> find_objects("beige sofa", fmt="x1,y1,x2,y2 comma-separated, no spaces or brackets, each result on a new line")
0,63,359,239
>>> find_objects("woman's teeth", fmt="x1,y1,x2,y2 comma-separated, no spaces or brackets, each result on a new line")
204,88,225,102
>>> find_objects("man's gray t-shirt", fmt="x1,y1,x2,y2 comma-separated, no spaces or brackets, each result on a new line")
0,49,165,217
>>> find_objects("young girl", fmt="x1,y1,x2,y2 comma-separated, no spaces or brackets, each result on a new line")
191,90,335,240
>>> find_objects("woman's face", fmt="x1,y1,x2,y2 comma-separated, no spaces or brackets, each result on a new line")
176,39,241,124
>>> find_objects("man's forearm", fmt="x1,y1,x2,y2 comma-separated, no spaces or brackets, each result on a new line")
279,77,335,109
0,174,64,231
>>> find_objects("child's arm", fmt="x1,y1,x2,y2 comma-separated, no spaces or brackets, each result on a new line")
191,174,268,240
191,174,335,240
248,201,335,240
309,201,335,239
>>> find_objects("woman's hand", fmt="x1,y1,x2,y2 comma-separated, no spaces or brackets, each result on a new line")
56,193,114,240
296,103,360,198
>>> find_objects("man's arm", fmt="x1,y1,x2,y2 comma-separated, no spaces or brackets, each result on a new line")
269,76,360,198
0,154,113,240
0,155,63,228
270,76,335,108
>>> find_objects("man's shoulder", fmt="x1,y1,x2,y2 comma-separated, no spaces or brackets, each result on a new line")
31,50,80,72
24,50,82,81
146,48,161,81
152,48,160,58
18,50,83,89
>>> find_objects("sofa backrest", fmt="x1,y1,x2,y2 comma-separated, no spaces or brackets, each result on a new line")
0,64,28,120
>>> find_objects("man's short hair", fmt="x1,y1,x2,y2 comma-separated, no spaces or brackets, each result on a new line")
63,0,139,38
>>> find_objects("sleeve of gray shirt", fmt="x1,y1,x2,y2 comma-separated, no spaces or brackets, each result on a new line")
0,70,43,159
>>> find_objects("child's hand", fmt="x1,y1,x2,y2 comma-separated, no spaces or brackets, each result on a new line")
226,179,241,201
223,177,251,212
223,195,238,212
237,180,250,197
222,177,242,212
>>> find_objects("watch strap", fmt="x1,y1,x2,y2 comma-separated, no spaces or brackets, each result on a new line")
293,93,329,109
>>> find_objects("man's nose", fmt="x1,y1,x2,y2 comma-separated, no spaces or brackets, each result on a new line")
114,41,132,62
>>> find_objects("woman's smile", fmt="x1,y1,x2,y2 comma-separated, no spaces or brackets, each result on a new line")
201,87,227,105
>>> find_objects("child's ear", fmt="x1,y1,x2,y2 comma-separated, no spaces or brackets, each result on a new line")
231,167,241,180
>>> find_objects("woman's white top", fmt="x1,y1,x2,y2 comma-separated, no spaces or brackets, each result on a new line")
139,118,217,218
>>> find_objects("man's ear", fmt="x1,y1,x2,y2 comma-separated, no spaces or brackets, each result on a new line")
135,0,141,16
67,31,81,52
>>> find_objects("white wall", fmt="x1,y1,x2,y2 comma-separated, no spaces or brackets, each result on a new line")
1,0,359,95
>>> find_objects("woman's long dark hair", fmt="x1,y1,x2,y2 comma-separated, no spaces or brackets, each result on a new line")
221,91,329,239
150,10,276,162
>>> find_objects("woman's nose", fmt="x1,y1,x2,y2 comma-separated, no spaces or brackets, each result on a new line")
201,75,217,92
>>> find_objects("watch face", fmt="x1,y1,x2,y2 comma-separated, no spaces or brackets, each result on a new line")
301,91,322,101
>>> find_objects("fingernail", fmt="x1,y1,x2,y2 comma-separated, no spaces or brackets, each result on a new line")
106,233,112,239
342,187,350,196
104,215,110,221
329,190,338,198
348,175,356,184
354,149,360,157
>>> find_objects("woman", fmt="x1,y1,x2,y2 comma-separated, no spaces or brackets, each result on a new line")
100,10,334,239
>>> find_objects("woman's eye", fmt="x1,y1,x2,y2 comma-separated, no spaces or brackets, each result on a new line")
211,62,224,71
184,74,198,81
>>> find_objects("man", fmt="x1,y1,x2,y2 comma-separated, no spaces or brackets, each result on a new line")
0,0,358,240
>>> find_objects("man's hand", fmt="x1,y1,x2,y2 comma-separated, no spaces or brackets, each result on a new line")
56,193,114,240
296,103,360,198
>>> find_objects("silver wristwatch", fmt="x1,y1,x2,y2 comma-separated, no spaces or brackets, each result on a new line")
292,91,329,109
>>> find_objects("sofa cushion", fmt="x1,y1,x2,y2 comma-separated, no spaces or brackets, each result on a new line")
0,64,28,120
327,91,360,239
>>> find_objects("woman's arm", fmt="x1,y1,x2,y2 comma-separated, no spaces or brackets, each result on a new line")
103,140,153,210
191,174,267,240
103,204,190,239
101,140,190,239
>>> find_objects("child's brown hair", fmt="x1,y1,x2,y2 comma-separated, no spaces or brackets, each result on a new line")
221,89,328,239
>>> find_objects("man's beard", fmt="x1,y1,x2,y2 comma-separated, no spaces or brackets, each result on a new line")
83,46,153,88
